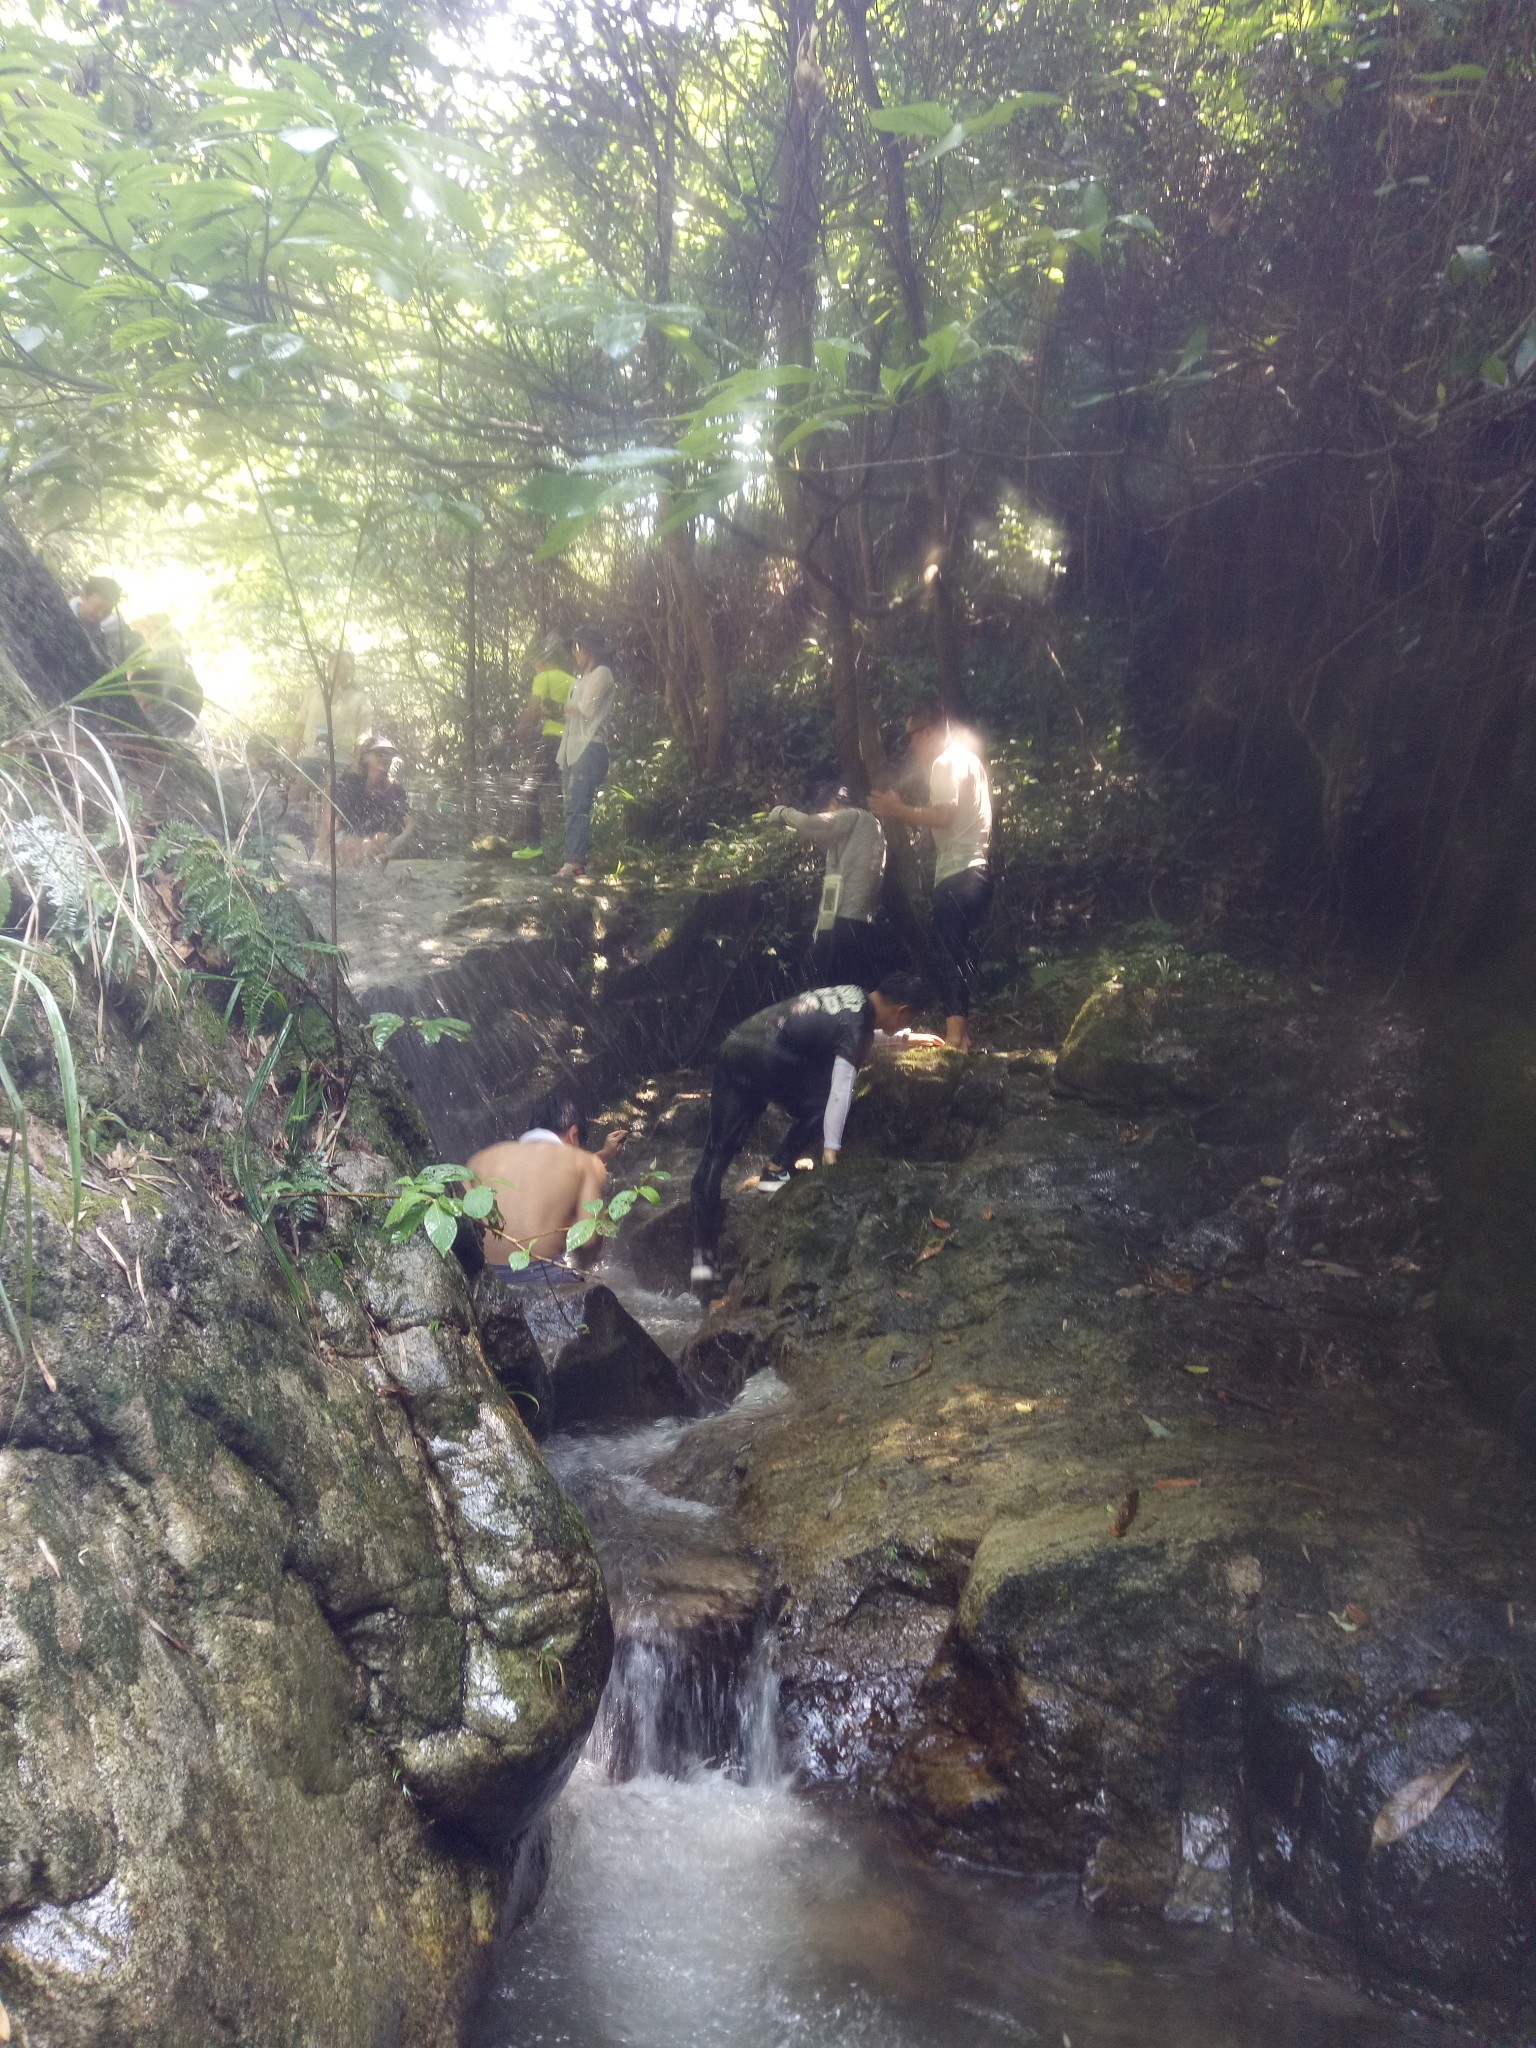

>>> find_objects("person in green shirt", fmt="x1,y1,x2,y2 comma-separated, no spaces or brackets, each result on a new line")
513,637,575,850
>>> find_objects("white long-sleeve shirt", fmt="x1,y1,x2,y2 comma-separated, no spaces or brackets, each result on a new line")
769,804,887,922
823,1054,858,1153
557,662,615,769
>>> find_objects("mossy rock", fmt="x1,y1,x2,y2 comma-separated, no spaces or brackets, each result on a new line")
1054,943,1296,1112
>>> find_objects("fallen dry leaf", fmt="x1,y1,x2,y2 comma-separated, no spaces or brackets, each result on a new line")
1185,1364,1210,1375
1371,1759,1469,1851
1259,1175,1284,1189
144,1613,200,1661
1153,1476,1200,1491
1343,1602,1369,1629
929,1215,952,1231
1108,1487,1140,1539
1148,1268,1198,1295
34,1348,57,1394
1115,1283,1152,1301
981,1208,995,1222
895,1288,916,1301
36,1536,61,1580
915,1239,945,1263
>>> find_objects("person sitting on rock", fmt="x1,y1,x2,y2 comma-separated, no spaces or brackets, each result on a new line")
766,781,894,989
469,1094,628,1280
689,970,932,1288
869,700,993,1053
126,614,204,738
290,650,375,849
333,735,413,867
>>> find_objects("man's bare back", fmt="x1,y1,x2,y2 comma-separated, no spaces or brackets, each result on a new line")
468,1134,609,1264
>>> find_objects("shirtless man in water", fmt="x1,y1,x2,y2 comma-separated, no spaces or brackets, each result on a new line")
468,1093,626,1272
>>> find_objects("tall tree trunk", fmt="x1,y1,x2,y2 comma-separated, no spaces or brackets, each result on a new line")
839,0,967,716
463,549,479,830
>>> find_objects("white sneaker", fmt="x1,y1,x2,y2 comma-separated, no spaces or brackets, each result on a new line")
689,1255,717,1286
755,1169,791,1193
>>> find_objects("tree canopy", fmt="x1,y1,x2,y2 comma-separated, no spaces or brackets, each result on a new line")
1,0,1533,922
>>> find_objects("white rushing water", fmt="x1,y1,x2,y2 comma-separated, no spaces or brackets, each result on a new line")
481,1377,1459,2048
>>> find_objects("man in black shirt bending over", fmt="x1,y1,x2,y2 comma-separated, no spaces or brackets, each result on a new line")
689,970,931,1287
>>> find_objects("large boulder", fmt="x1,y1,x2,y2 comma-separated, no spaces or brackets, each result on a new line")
685,978,1536,2032
0,976,610,2046
1053,942,1311,1117
547,1284,695,1431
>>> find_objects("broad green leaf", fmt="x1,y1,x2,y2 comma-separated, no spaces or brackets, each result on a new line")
565,1216,596,1251
868,101,956,139
1175,325,1209,375
460,1184,496,1221
278,125,340,155
913,122,966,168
423,1201,457,1256
593,308,647,358
369,1010,406,1049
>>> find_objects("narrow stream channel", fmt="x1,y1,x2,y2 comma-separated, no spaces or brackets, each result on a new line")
476,1289,1464,2048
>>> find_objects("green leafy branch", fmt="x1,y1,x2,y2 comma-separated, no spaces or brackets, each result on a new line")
368,1010,473,1050
381,1164,498,1258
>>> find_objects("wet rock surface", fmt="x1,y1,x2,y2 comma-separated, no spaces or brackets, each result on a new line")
0,994,611,2047
607,972,1536,2033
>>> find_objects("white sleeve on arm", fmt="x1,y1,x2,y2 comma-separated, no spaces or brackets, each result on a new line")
823,1055,858,1153
776,806,837,847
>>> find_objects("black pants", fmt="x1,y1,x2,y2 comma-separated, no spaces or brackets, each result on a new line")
513,737,559,845
809,916,896,992
931,868,994,1018
690,1046,823,1257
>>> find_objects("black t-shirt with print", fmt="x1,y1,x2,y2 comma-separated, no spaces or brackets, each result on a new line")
334,769,407,838
723,986,874,1093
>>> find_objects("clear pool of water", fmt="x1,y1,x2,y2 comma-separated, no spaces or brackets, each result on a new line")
480,1395,1466,2048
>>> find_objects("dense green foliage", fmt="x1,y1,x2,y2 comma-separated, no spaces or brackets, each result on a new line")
0,0,1532,934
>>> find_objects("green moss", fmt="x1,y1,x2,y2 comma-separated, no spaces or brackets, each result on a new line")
192,994,231,1049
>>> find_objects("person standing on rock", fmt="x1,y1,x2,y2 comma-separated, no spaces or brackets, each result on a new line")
470,1094,628,1279
869,701,993,1053
689,971,931,1288
554,626,616,881
513,635,575,850
766,782,894,989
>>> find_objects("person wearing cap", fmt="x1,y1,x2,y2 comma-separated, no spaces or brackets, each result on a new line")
766,781,894,989
554,626,616,881
334,734,413,867
291,651,375,852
